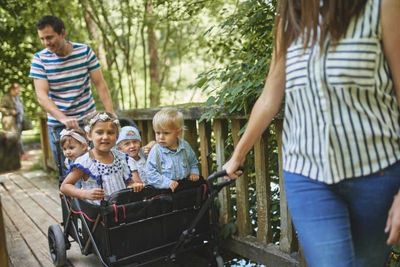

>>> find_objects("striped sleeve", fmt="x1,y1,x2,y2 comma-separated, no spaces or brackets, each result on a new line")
29,53,47,80
86,46,101,72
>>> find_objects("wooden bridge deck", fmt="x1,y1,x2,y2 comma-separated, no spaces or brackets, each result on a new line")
0,149,218,267
0,168,101,267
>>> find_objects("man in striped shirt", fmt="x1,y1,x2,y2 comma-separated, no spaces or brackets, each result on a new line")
29,15,114,174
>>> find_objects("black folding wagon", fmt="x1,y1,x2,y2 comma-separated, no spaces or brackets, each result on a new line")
47,120,231,266
48,171,231,267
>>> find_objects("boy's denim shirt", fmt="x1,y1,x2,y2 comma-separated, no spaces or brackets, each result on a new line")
146,138,200,189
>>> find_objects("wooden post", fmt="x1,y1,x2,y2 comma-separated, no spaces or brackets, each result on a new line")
0,196,9,267
39,116,50,169
137,120,148,145
231,119,251,237
254,130,272,243
276,120,297,253
213,119,231,224
198,121,212,178
146,120,155,143
184,120,199,157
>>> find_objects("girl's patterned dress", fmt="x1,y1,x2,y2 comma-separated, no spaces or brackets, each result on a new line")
71,149,138,204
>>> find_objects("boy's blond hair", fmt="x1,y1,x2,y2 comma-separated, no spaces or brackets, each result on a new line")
152,107,184,130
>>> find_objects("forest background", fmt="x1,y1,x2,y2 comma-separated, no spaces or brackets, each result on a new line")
0,0,276,121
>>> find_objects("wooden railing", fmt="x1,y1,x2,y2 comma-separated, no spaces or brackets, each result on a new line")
39,106,304,266
120,107,303,267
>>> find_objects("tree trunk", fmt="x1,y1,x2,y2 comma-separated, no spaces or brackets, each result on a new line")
145,0,161,107
79,0,120,110
82,6,108,69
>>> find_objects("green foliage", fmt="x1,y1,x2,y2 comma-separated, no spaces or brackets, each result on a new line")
193,0,281,244
195,0,277,120
388,246,400,267
1,0,232,120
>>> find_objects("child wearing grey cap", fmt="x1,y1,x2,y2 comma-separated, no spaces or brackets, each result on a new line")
116,126,155,184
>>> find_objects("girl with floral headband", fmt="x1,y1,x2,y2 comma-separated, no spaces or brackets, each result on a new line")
60,112,144,204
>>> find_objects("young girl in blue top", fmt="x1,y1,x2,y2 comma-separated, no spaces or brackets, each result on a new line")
146,107,200,192
60,112,144,204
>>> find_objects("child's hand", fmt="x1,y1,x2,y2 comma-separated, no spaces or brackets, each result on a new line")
143,146,151,156
128,182,144,192
84,188,105,200
189,174,200,182
143,141,156,155
169,180,179,192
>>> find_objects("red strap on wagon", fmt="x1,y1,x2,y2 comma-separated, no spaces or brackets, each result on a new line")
70,209,96,223
201,184,208,200
112,204,127,223
121,205,126,221
113,203,118,223
67,198,96,222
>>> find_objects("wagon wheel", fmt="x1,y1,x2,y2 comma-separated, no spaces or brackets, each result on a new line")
48,224,67,267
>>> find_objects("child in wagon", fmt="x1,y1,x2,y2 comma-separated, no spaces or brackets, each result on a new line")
60,127,88,172
145,107,200,192
60,112,144,204
116,126,155,184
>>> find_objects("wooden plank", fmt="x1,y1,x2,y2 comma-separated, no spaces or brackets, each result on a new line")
22,170,60,203
275,120,297,253
254,130,272,243
2,172,100,266
230,119,251,237
18,170,90,265
198,121,212,178
3,174,58,236
213,119,231,224
11,173,61,221
39,116,50,170
1,180,55,266
221,236,299,267
4,212,41,267
184,120,199,157
39,116,57,171
120,107,205,120
0,195,9,267
136,120,147,145
146,120,155,144
119,106,248,121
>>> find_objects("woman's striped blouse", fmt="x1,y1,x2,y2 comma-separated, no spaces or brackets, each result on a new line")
282,0,400,184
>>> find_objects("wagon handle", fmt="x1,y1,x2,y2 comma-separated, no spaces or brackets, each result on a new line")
207,167,243,190
207,167,243,183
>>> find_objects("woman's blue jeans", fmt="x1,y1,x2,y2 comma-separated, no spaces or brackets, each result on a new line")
284,161,400,267
48,125,66,177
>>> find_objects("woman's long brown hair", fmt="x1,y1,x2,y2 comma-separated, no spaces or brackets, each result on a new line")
274,0,368,57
